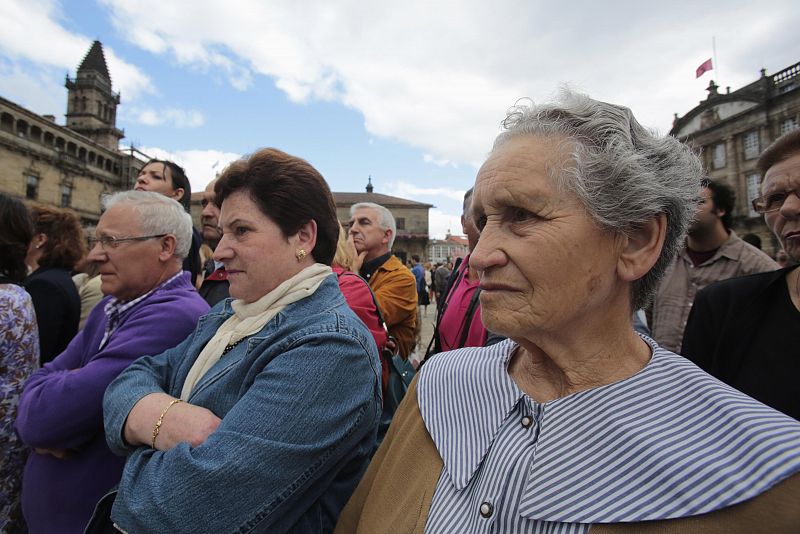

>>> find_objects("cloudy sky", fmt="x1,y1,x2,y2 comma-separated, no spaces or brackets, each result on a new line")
1,0,797,237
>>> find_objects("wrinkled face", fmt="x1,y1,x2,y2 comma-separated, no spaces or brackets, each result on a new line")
135,162,183,201
348,207,391,259
214,191,302,303
469,135,625,341
762,153,800,263
688,187,720,235
201,182,222,246
87,204,168,301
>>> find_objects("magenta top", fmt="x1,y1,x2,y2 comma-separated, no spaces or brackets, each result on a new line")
438,257,487,352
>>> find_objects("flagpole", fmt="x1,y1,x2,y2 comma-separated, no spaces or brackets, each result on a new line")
712,36,719,85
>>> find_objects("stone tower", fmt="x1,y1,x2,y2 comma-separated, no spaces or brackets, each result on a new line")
65,41,124,150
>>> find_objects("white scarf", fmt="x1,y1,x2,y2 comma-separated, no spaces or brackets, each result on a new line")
180,263,332,399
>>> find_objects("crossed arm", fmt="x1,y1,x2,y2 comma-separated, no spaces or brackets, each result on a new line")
103,329,381,533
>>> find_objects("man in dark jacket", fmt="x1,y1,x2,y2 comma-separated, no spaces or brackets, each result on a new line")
198,178,230,306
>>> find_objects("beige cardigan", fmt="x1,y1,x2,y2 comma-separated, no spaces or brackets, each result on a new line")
336,378,800,534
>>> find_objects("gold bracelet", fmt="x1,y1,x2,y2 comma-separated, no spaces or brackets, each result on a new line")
152,398,183,449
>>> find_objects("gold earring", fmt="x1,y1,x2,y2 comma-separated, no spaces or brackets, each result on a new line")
295,249,307,261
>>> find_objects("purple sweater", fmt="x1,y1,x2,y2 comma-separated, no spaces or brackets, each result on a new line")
15,272,209,534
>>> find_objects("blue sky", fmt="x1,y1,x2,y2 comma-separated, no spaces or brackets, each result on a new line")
1,0,798,237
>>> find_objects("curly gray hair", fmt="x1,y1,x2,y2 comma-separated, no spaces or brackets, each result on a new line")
495,90,702,309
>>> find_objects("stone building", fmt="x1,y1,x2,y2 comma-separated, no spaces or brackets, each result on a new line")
670,61,800,256
427,234,469,265
0,41,147,225
333,178,433,263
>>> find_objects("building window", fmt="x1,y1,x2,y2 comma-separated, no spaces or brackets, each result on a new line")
781,117,798,135
712,143,726,169
396,217,405,230
746,174,761,218
25,174,39,200
743,130,760,160
61,184,73,208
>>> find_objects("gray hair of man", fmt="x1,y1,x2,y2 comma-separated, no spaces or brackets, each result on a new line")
350,201,397,249
463,187,474,217
101,190,193,259
495,89,702,310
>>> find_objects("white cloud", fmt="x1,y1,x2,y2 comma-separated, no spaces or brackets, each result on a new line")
0,59,64,119
0,0,154,104
96,0,799,169
428,209,464,240
385,181,466,203
135,146,242,192
423,153,456,168
4,0,799,175
128,107,205,128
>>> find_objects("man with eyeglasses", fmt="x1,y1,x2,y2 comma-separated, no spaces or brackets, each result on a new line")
682,129,800,420
198,178,230,306
15,191,209,534
649,178,777,353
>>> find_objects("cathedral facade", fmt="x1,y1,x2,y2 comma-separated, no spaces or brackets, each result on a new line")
671,61,800,256
0,41,147,224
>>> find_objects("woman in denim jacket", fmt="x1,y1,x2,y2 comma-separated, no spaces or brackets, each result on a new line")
100,148,382,533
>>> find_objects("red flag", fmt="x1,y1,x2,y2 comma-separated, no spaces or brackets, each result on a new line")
696,58,713,78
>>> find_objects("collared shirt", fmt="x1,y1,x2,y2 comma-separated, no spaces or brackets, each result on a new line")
418,338,800,533
651,231,777,353
360,252,392,282
99,271,183,350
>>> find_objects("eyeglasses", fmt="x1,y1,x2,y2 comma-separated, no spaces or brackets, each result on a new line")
751,188,799,214
89,234,168,250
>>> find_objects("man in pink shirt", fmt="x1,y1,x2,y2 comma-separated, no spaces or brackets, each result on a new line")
428,188,496,355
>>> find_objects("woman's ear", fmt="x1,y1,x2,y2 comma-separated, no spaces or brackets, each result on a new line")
617,213,667,283
294,219,318,255
34,233,48,248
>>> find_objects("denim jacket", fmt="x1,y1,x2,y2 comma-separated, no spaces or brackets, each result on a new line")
103,276,382,533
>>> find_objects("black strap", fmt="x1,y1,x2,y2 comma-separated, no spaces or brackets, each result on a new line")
456,287,482,349
425,260,476,359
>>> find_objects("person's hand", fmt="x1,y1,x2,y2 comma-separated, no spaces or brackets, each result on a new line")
153,402,221,450
348,234,368,273
124,393,222,451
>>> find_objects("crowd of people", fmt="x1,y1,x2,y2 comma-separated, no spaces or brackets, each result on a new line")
1,88,799,533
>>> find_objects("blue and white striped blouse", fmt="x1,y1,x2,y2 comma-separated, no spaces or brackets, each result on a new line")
418,337,800,533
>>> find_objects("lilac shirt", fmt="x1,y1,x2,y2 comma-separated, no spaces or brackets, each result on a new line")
15,272,208,534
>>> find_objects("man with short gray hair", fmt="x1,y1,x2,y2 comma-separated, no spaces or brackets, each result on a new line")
16,191,209,534
348,202,417,359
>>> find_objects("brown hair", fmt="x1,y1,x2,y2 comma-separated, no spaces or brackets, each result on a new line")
0,193,34,281
757,128,800,176
29,204,86,270
215,148,339,265
142,159,192,212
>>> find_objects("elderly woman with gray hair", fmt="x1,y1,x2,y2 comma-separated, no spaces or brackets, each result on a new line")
336,91,800,533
